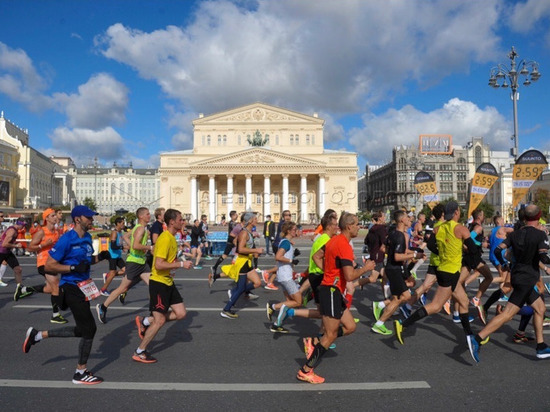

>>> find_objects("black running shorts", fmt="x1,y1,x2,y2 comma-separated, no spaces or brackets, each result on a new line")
436,270,460,291
149,279,183,314
318,285,345,319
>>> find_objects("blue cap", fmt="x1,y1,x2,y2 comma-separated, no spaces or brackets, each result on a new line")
71,205,98,220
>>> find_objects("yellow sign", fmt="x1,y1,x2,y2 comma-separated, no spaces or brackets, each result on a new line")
512,164,546,207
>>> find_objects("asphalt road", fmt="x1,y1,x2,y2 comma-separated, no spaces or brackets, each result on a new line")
1,238,549,411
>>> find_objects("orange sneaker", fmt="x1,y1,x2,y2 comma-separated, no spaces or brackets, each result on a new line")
264,283,279,291
297,368,325,384
443,299,451,315
135,316,148,340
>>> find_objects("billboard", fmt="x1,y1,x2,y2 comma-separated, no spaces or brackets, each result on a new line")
419,134,452,155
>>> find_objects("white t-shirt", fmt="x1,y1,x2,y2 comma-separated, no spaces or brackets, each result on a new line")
276,238,294,282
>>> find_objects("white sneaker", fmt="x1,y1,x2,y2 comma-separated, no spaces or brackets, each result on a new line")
246,292,259,300
0,280,7,287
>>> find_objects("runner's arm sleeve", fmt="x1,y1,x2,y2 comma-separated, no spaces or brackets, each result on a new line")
464,237,478,254
539,251,550,265
494,245,507,266
426,232,438,255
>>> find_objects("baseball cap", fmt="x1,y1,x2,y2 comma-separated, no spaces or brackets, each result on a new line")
444,201,459,221
71,205,98,220
16,219,28,228
42,208,56,222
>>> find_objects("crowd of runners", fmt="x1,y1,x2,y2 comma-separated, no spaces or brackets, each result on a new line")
3,200,550,385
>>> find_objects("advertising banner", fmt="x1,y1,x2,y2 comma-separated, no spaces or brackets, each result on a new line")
414,171,439,209
467,163,499,218
512,149,548,208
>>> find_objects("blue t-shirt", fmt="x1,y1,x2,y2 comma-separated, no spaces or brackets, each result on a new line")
49,230,94,286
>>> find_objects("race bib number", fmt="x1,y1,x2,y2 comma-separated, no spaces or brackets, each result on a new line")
77,278,101,301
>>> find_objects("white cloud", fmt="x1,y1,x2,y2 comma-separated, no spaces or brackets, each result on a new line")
349,98,511,164
53,73,129,129
50,127,125,160
95,0,502,116
508,0,550,33
0,42,53,111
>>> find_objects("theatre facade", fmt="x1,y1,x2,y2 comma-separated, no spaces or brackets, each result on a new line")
159,103,358,223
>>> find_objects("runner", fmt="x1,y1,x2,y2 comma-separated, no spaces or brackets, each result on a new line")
99,217,126,296
22,205,111,385
2,218,33,301
27,208,66,323
394,201,475,345
133,208,193,363
297,212,374,384
467,204,550,362
189,219,203,269
209,210,238,284
95,207,153,324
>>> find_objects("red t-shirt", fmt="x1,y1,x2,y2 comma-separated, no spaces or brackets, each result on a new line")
321,233,354,293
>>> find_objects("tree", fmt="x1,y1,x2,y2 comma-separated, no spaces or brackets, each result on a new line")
534,189,550,221
473,201,495,222
82,197,97,211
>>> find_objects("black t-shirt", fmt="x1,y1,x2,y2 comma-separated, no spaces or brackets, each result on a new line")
365,224,388,263
503,225,549,284
386,230,407,268
191,226,202,247
149,221,164,245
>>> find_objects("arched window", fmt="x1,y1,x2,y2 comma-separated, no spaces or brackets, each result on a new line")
290,135,294,145
218,135,222,145
475,146,482,168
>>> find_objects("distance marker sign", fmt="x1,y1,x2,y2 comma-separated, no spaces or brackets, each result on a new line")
467,163,499,219
512,149,548,208
414,171,439,209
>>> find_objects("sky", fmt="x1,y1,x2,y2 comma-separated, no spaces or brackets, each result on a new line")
1,0,550,173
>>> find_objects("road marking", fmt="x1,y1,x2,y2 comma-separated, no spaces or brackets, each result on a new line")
0,379,430,391
14,304,359,312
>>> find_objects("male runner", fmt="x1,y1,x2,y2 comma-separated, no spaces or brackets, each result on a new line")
100,217,126,295
96,207,153,323
297,212,374,384
133,208,193,363
210,210,238,284
2,218,33,300
263,214,275,255
468,204,550,362
27,208,66,323
23,205,111,384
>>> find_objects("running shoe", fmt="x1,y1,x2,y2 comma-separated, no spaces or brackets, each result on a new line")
303,337,314,358
476,305,487,325
467,335,480,363
264,283,278,291
276,305,289,326
443,299,451,315
394,320,404,345
14,284,33,301
204,255,213,260
498,295,509,303
51,314,68,324
513,333,535,344
119,292,127,305
193,265,203,270
100,289,110,297
372,301,384,321
371,323,392,336
0,280,8,287
544,317,550,327
135,316,148,340
296,368,325,384
266,303,274,321
536,346,550,359
132,350,157,364
354,318,360,323
452,315,474,323
23,327,38,353
480,336,490,345
96,303,107,324
545,283,550,295
261,270,270,285
471,297,480,307
410,270,417,280
419,293,427,306
270,324,289,333
245,292,259,300
72,370,104,385
220,310,238,319
208,272,214,288
399,305,411,319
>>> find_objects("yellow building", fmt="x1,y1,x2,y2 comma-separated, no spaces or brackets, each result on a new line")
159,102,358,223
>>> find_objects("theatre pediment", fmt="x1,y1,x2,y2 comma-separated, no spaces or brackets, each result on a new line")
193,102,323,126
191,148,325,167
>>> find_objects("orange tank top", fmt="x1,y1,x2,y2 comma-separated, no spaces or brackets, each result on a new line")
37,226,60,267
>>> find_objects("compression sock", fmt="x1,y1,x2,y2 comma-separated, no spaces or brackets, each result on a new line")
483,289,503,312
459,313,473,335
31,284,45,293
305,342,328,369
402,306,428,328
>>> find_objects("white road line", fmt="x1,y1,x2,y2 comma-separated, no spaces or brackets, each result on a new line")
0,379,430,391
14,304,359,312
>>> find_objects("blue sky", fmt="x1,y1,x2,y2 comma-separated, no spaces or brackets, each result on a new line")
1,0,549,173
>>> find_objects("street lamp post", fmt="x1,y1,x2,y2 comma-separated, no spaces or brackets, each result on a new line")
488,46,541,160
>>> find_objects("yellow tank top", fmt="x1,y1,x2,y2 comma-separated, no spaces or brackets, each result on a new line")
436,220,463,274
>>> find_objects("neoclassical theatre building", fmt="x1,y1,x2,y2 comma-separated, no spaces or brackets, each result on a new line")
159,103,358,223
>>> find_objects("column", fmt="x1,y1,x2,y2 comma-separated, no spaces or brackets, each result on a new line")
190,175,197,220
209,175,216,223
245,175,252,210
226,175,234,217
300,174,308,223
263,174,271,218
282,174,289,212
318,175,326,215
